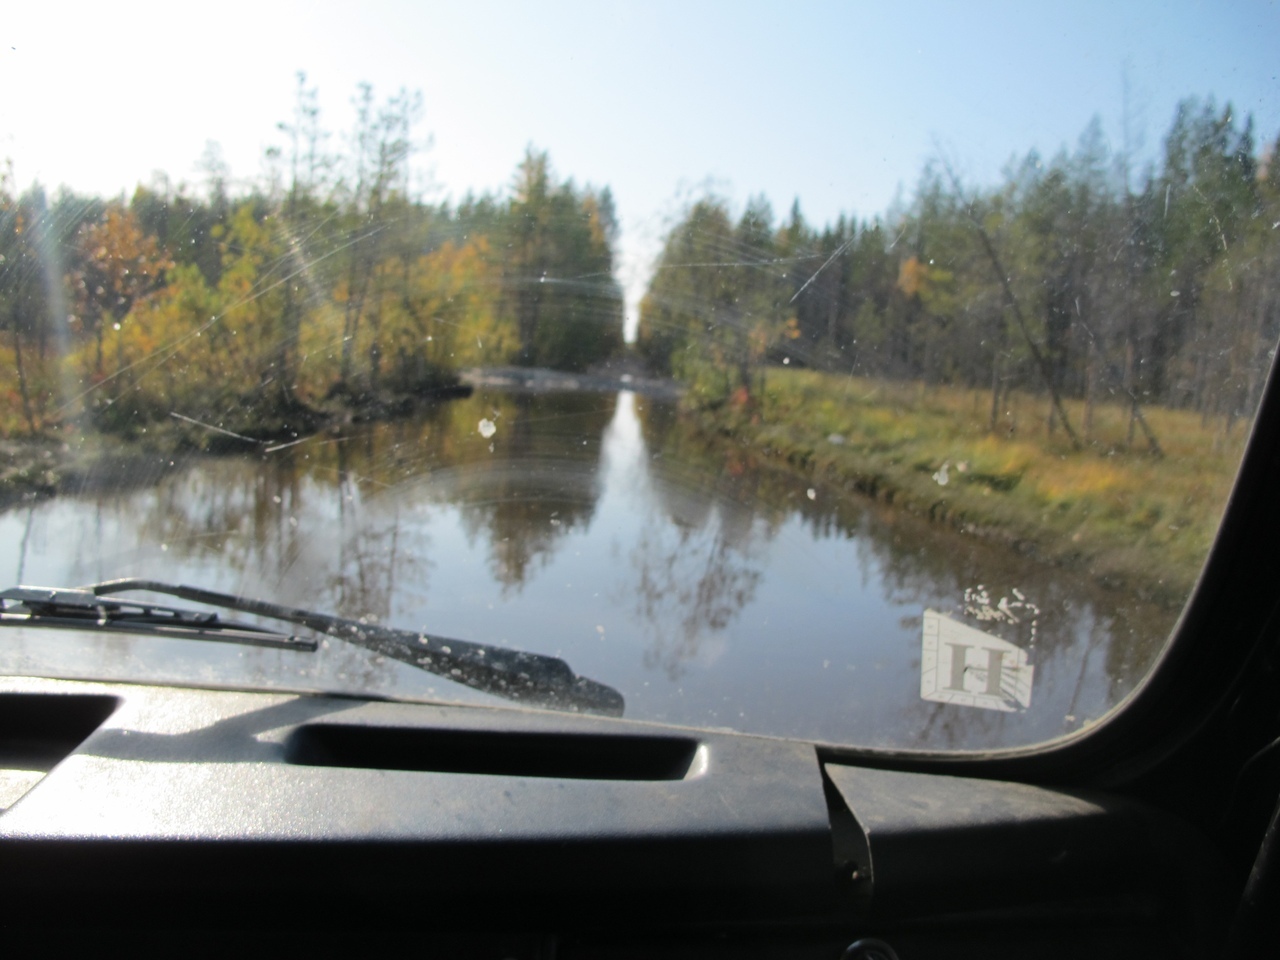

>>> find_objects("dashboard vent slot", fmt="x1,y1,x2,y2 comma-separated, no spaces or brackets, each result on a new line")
0,694,119,812
287,724,699,781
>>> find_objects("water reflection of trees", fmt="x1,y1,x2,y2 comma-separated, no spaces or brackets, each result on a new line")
630,520,764,681
631,399,778,678
53,392,613,695
800,486,1174,748
32,385,1183,751
50,448,430,695
448,392,616,592
636,394,1177,748
856,508,1169,684
329,440,423,626
789,494,1172,748
55,391,621,614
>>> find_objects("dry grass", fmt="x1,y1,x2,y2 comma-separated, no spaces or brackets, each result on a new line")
694,369,1250,606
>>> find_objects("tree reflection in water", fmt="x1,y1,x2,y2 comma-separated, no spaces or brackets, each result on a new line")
0,386,1183,750
439,392,616,592
629,524,763,682
634,392,1177,748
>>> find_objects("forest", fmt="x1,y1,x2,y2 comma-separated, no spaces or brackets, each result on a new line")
629,97,1280,601
2,82,1277,548
0,76,624,441
638,97,1279,450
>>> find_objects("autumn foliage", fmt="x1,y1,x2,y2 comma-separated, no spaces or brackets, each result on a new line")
0,79,623,439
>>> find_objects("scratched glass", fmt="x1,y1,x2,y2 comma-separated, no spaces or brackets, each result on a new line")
0,3,1275,750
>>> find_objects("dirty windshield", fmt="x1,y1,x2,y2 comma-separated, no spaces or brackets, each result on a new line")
1,4,1277,750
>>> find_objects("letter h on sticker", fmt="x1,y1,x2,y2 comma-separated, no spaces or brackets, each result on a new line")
947,643,1008,696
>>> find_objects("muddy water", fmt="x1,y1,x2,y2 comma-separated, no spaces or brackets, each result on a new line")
0,389,1175,750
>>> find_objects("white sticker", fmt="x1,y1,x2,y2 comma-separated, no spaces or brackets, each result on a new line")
920,609,1034,712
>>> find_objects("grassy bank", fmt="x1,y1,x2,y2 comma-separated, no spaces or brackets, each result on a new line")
689,369,1250,607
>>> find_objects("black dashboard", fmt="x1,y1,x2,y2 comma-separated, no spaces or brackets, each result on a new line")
0,673,1226,956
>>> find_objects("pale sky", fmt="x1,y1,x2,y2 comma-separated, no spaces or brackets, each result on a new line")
3,1,1278,332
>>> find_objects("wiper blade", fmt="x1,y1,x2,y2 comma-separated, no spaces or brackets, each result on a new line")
0,586,316,651
76,579,624,717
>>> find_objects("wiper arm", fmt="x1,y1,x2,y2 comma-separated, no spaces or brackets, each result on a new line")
76,579,624,716
0,586,316,651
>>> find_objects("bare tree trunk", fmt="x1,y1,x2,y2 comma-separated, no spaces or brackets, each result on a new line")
1196,346,1211,427
276,280,299,405
988,353,1002,434
1124,339,1137,450
516,282,542,366
1128,395,1164,458
368,279,383,393
12,317,36,434
1120,338,1162,456
1083,336,1096,442
273,181,303,408
939,158,1082,449
973,227,1081,448
513,239,547,365
341,252,369,386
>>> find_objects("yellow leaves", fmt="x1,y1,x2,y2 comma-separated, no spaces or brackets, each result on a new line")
98,209,170,275
897,255,927,298
74,207,173,331
896,255,956,316
314,234,509,386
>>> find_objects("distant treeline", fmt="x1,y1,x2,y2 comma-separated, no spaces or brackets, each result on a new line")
639,98,1280,447
0,76,623,437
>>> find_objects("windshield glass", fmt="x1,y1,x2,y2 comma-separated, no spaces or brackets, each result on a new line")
1,3,1277,750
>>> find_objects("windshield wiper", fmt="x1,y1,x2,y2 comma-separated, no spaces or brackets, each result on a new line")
0,586,317,651
0,579,624,717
